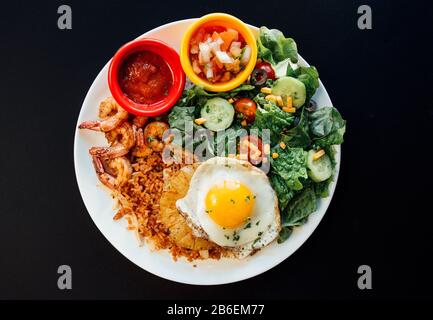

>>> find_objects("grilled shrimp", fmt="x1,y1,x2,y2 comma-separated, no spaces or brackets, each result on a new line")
90,122,135,159
92,156,132,189
79,97,128,132
132,126,153,157
143,121,170,152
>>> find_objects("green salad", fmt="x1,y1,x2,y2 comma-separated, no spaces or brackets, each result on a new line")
168,26,346,242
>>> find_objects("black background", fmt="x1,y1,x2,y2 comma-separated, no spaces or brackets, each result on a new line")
0,0,432,300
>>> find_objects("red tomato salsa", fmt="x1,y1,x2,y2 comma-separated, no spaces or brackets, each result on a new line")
119,51,173,105
189,26,251,84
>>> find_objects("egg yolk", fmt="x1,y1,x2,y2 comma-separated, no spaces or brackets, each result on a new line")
205,180,255,228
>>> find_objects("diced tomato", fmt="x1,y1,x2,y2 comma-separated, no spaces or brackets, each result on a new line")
205,25,226,34
191,27,205,47
211,31,220,41
212,62,224,78
212,56,223,69
220,29,239,51
234,98,257,122
237,33,246,46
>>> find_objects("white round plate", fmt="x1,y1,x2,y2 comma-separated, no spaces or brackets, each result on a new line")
74,18,341,285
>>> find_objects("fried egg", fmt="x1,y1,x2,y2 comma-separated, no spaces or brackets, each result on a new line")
176,157,281,258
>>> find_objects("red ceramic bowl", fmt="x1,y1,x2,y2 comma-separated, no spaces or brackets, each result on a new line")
108,38,185,117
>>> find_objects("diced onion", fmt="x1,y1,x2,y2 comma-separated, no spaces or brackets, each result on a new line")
199,42,211,64
205,64,214,79
209,40,221,55
229,41,242,57
240,45,251,65
216,51,234,64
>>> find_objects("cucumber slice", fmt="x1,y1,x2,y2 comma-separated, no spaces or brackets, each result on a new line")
272,76,306,108
201,98,235,131
307,150,332,182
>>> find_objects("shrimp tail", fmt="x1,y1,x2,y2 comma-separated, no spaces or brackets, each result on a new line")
91,155,116,189
89,145,129,159
79,121,101,131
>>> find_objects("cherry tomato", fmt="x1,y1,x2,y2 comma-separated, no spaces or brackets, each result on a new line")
255,61,276,80
234,98,257,122
238,135,264,165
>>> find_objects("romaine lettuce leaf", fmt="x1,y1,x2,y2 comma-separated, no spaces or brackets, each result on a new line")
280,108,311,148
281,187,317,227
270,147,308,191
257,27,298,65
309,106,346,147
269,173,294,211
253,102,295,145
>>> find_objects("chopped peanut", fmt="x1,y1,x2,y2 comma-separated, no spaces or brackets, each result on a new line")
241,119,247,127
228,98,235,104
279,141,286,149
313,149,326,161
272,152,279,159
260,87,272,94
194,118,207,125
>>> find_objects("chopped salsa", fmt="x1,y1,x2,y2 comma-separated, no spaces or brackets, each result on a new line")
189,26,251,83
119,51,173,105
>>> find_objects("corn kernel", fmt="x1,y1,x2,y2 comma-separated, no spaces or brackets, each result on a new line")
228,98,235,104
279,141,286,149
313,149,326,161
194,118,207,125
260,87,272,94
272,152,279,159
241,119,247,127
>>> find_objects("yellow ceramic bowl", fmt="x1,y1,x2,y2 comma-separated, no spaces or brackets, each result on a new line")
180,13,258,92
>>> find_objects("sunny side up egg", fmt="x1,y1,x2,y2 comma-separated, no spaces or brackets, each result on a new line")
176,157,281,258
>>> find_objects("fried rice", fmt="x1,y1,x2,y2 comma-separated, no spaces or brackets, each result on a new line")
111,151,226,261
